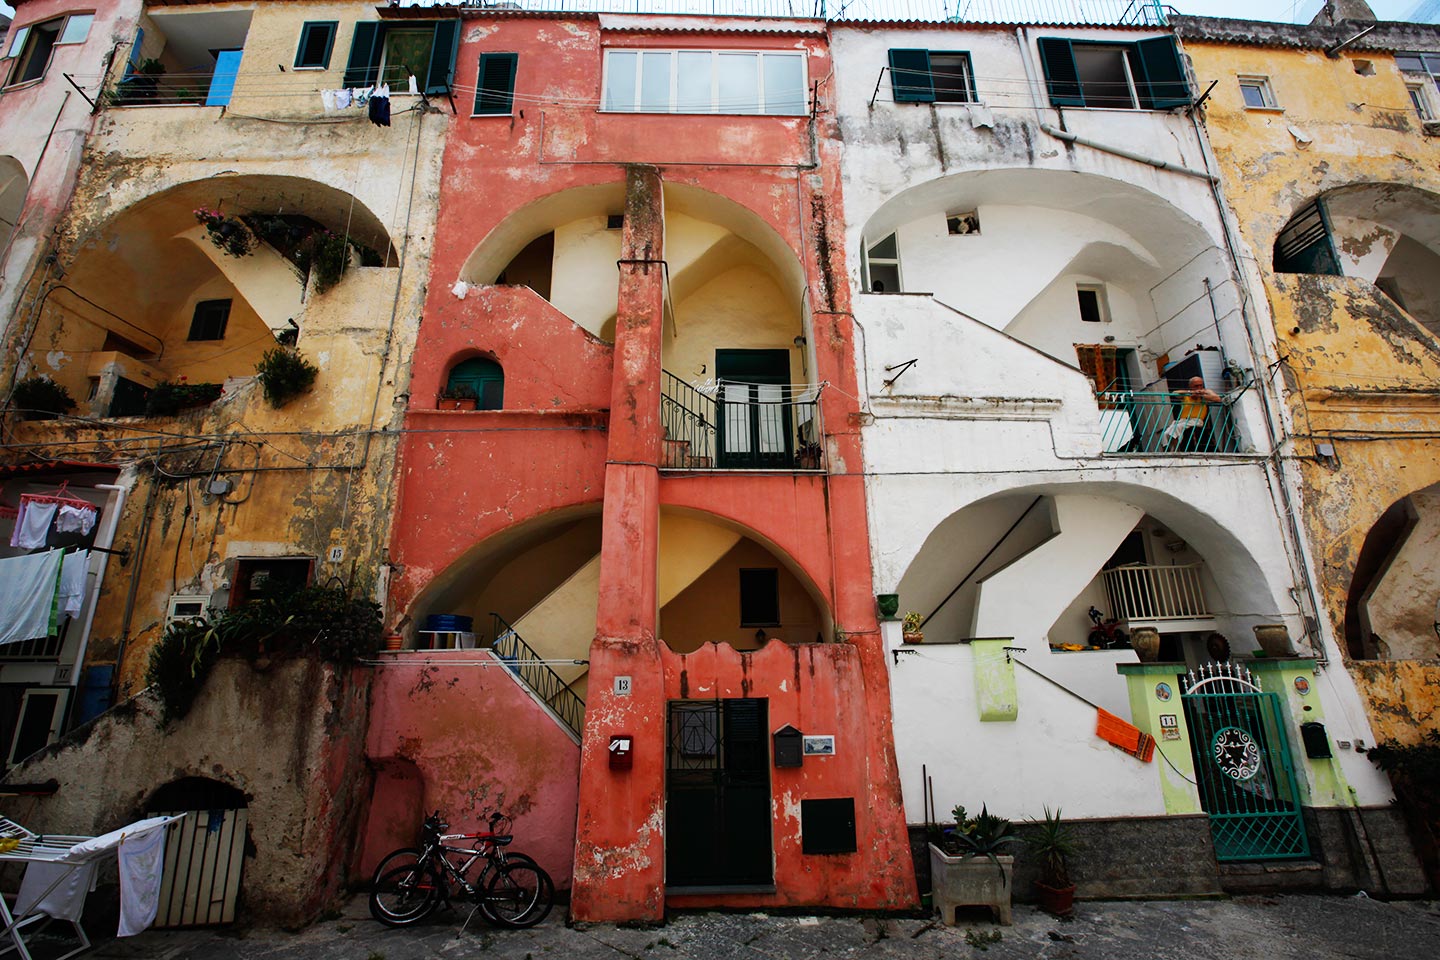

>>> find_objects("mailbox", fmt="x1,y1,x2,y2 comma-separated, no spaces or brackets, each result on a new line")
773,724,803,768
1299,721,1332,760
608,734,633,770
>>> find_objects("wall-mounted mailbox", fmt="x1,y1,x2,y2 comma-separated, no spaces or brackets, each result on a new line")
1300,721,1332,760
773,724,802,768
608,734,633,770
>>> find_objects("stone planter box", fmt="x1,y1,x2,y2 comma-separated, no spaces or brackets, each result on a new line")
929,843,1013,925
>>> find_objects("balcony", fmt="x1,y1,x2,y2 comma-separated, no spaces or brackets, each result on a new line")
661,371,822,471
1102,562,1214,632
1097,390,1242,455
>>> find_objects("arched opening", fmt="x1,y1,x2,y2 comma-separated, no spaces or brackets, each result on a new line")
144,775,250,926
1344,482,1440,661
443,355,504,410
0,156,26,253
31,175,394,417
1272,183,1440,337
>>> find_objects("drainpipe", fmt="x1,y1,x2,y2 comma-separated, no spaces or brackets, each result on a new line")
65,482,125,726
113,468,161,699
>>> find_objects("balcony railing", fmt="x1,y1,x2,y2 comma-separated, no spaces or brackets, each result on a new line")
1103,563,1211,622
1097,391,1242,455
490,613,585,739
661,370,822,471
439,0,1168,26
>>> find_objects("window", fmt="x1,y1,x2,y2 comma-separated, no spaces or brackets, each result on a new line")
445,357,504,410
294,22,337,70
166,595,210,628
888,49,977,104
4,13,83,88
230,557,314,608
1037,36,1189,110
739,568,779,627
601,49,806,115
342,20,459,94
1238,75,1277,110
1396,52,1440,79
188,299,231,342
1077,284,1110,323
1273,200,1340,276
1407,82,1435,121
473,52,517,116
863,233,901,293
947,212,980,235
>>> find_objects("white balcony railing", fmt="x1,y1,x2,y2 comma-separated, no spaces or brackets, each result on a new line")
1102,563,1210,622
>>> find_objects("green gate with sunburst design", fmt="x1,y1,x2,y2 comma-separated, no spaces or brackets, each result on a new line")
1180,663,1310,861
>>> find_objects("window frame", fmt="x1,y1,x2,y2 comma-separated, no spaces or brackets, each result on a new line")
342,20,460,95
600,47,808,116
3,12,93,89
1406,80,1436,121
294,21,338,71
1237,75,1279,111
888,48,978,104
1037,35,1190,111
1077,284,1111,324
187,299,232,342
862,232,902,294
472,51,518,117
738,567,780,628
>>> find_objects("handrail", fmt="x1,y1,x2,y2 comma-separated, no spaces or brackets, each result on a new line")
1103,562,1211,621
1097,389,1242,455
660,368,823,471
489,612,586,739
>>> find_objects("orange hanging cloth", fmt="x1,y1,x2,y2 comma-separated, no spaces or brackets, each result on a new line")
1096,708,1156,763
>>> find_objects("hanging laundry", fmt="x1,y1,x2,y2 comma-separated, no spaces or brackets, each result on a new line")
16,861,99,923
1095,708,1156,763
407,73,419,96
0,549,63,645
59,550,90,617
9,499,57,549
334,88,352,109
320,89,338,112
369,83,391,127
116,823,169,937
353,85,373,107
54,502,97,536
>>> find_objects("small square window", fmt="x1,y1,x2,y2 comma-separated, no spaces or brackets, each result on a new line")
739,568,779,627
188,299,232,341
294,22,338,70
1077,284,1110,323
947,212,980,235
1352,59,1375,76
1238,76,1277,110
473,52,518,116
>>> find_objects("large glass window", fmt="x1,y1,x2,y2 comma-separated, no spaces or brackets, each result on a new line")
603,48,807,115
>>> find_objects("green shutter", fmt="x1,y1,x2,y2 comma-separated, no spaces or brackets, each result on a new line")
888,49,934,103
1134,36,1190,110
1037,38,1084,107
294,22,338,70
473,52,518,115
424,19,460,95
342,22,380,87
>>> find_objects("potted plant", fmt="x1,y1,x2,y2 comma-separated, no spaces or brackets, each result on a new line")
11,376,76,420
437,383,479,411
255,347,318,408
145,379,223,416
1026,806,1079,917
194,207,255,258
294,230,352,295
902,610,924,643
930,805,1017,925
876,593,900,620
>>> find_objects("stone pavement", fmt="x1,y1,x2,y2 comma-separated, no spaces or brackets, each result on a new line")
71,894,1440,960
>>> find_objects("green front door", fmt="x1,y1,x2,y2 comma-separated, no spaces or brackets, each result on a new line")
715,349,792,469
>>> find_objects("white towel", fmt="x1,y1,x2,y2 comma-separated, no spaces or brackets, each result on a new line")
116,824,170,937
59,816,177,861
10,499,56,548
15,861,98,922
321,89,337,111
0,549,63,645
407,74,418,96
54,503,97,535
59,550,90,616
968,103,994,129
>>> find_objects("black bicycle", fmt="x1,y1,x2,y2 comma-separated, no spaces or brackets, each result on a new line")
369,811,554,929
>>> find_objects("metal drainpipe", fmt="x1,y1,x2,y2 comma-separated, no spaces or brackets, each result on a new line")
113,467,161,699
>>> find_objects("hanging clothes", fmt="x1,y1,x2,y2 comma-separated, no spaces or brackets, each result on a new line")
16,861,98,922
352,85,373,107
0,549,63,645
9,499,57,549
320,88,338,111
116,823,169,937
369,83,391,127
407,73,418,96
334,88,352,109
54,502,97,536
59,550,90,617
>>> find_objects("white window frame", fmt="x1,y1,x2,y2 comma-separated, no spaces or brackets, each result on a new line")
3,13,93,88
600,48,808,116
166,594,211,628
1405,78,1436,122
1077,283,1111,324
862,233,902,294
1237,75,1278,111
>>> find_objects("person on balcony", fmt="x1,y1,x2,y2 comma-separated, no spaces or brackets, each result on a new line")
1162,377,1224,452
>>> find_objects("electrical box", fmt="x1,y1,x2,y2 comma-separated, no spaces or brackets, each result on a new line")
608,734,633,770
773,725,803,768
1300,721,1332,760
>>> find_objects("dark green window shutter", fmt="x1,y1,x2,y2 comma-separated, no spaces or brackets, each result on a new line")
294,22,338,70
473,52,518,115
342,22,380,87
1037,38,1084,107
424,19,460,95
1134,36,1190,109
889,49,934,103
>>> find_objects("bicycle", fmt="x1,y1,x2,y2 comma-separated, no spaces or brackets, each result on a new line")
369,811,554,929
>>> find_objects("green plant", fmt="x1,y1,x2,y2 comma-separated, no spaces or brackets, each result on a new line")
146,615,225,726
145,380,222,416
194,208,255,258
1368,730,1440,811
902,611,924,635
439,383,479,401
941,804,1019,879
295,230,352,294
1025,806,1078,889
255,347,318,408
11,376,77,420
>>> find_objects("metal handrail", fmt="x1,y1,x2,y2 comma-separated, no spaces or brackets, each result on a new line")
1097,389,1241,455
489,613,585,739
660,369,823,471
1102,562,1211,622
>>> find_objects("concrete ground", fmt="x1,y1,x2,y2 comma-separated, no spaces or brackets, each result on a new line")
61,893,1440,960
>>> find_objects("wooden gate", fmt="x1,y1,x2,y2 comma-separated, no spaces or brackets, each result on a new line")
152,808,248,926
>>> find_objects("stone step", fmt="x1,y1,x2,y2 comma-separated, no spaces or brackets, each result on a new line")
1218,859,1324,894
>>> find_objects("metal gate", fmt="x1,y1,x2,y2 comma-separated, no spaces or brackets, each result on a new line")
1181,663,1309,861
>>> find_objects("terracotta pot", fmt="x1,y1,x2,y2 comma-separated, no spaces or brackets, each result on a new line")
903,631,924,644
1034,880,1076,918
437,397,478,411
384,634,404,652
1131,627,1161,662
1252,624,1292,658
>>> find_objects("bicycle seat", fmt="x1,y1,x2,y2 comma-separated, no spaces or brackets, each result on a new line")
492,835,513,846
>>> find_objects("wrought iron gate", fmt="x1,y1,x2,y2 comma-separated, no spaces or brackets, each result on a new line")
1181,663,1309,861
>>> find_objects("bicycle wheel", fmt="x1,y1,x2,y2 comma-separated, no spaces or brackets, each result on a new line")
369,852,442,927
471,853,540,925
483,860,554,928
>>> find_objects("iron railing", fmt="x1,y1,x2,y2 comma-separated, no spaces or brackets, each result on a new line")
1103,562,1210,622
490,613,586,739
435,0,1167,25
1097,390,1242,455
0,634,64,660
106,72,234,108
661,370,822,471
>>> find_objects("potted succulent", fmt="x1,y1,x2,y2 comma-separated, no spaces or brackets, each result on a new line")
902,610,924,643
437,383,479,411
1026,806,1079,917
930,805,1018,925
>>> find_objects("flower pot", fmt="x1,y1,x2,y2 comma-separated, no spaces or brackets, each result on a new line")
437,397,478,411
903,631,923,644
1131,627,1161,662
384,634,404,652
1252,624,1292,658
876,594,900,619
929,843,1012,925
1034,880,1076,918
